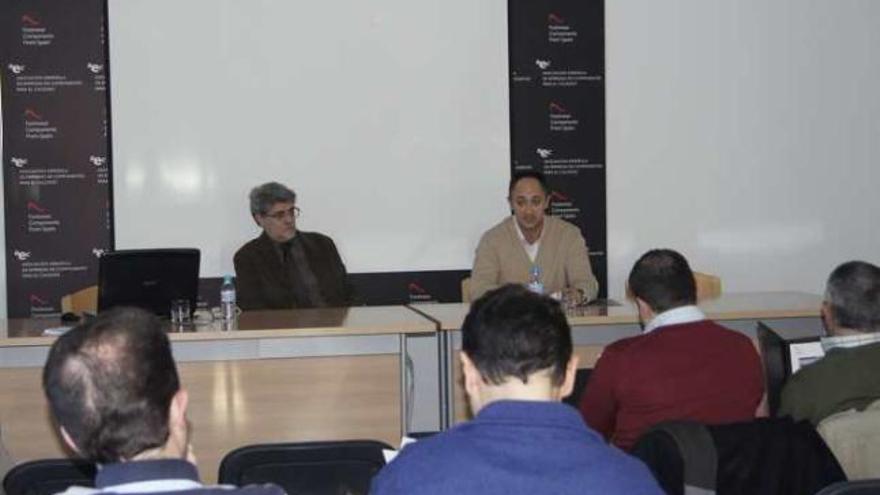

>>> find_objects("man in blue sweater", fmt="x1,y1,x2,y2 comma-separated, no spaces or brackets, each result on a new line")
371,284,662,495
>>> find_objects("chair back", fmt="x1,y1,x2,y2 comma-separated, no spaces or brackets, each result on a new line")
818,399,880,480
60,286,98,314
632,418,846,495
3,459,96,495
218,440,391,495
561,368,592,409
814,479,880,495
692,272,722,301
631,421,717,495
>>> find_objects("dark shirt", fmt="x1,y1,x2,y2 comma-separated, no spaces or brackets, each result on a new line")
58,459,284,495
233,231,353,310
371,400,663,495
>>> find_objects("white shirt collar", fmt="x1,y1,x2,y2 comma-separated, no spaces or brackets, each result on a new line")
821,332,880,352
512,218,543,263
643,305,706,334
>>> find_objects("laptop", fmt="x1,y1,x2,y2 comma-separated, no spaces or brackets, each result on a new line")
97,248,200,317
756,322,825,416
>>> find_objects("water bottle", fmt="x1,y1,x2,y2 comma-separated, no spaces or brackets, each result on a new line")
527,264,544,294
220,275,237,322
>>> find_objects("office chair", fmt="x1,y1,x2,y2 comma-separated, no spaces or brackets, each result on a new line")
218,440,392,495
631,418,846,495
461,277,471,303
561,368,592,408
60,285,98,315
692,272,722,301
3,459,96,495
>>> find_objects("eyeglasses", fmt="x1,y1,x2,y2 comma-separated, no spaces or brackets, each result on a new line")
263,206,300,220
511,196,547,209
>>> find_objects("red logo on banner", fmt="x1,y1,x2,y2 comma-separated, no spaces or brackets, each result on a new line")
29,294,48,305
548,13,565,25
407,282,428,295
27,201,49,213
550,191,570,202
24,108,43,120
549,102,568,114
21,14,41,27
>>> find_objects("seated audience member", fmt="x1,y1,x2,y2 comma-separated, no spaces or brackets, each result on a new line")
42,307,285,495
234,182,353,310
371,285,663,495
469,171,599,303
779,260,880,425
580,249,764,450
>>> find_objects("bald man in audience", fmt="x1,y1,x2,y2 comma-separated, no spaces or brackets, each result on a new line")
579,249,764,450
469,171,598,303
779,260,880,425
43,307,286,495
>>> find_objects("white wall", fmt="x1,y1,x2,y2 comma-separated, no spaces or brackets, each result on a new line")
107,0,510,277
605,0,880,299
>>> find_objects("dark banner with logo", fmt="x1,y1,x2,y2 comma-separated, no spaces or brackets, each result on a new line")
1,1,112,317
509,0,607,297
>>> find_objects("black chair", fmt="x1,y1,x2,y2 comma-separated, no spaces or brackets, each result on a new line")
218,440,392,495
815,480,880,495
562,368,592,408
631,418,846,495
3,459,96,495
756,322,789,416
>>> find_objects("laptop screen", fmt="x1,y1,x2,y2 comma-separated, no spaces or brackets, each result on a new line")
97,249,200,317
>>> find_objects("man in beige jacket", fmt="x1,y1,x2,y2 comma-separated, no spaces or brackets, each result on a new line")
469,171,598,302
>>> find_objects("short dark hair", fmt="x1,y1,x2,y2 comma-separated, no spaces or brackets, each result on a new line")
825,260,880,333
42,307,180,463
249,182,297,216
508,171,550,197
628,249,697,313
462,284,571,386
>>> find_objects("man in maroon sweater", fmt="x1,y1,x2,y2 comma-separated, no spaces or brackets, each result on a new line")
579,249,764,450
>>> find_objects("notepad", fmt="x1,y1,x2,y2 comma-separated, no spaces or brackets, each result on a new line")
382,436,418,463
789,341,825,374
42,326,73,336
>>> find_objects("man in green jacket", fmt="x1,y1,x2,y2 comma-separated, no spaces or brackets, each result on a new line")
779,260,880,424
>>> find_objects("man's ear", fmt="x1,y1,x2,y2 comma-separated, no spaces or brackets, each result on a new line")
169,389,189,429
635,297,654,320
460,352,483,401
59,426,81,455
252,213,264,228
559,355,580,400
165,389,191,460
821,301,835,335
